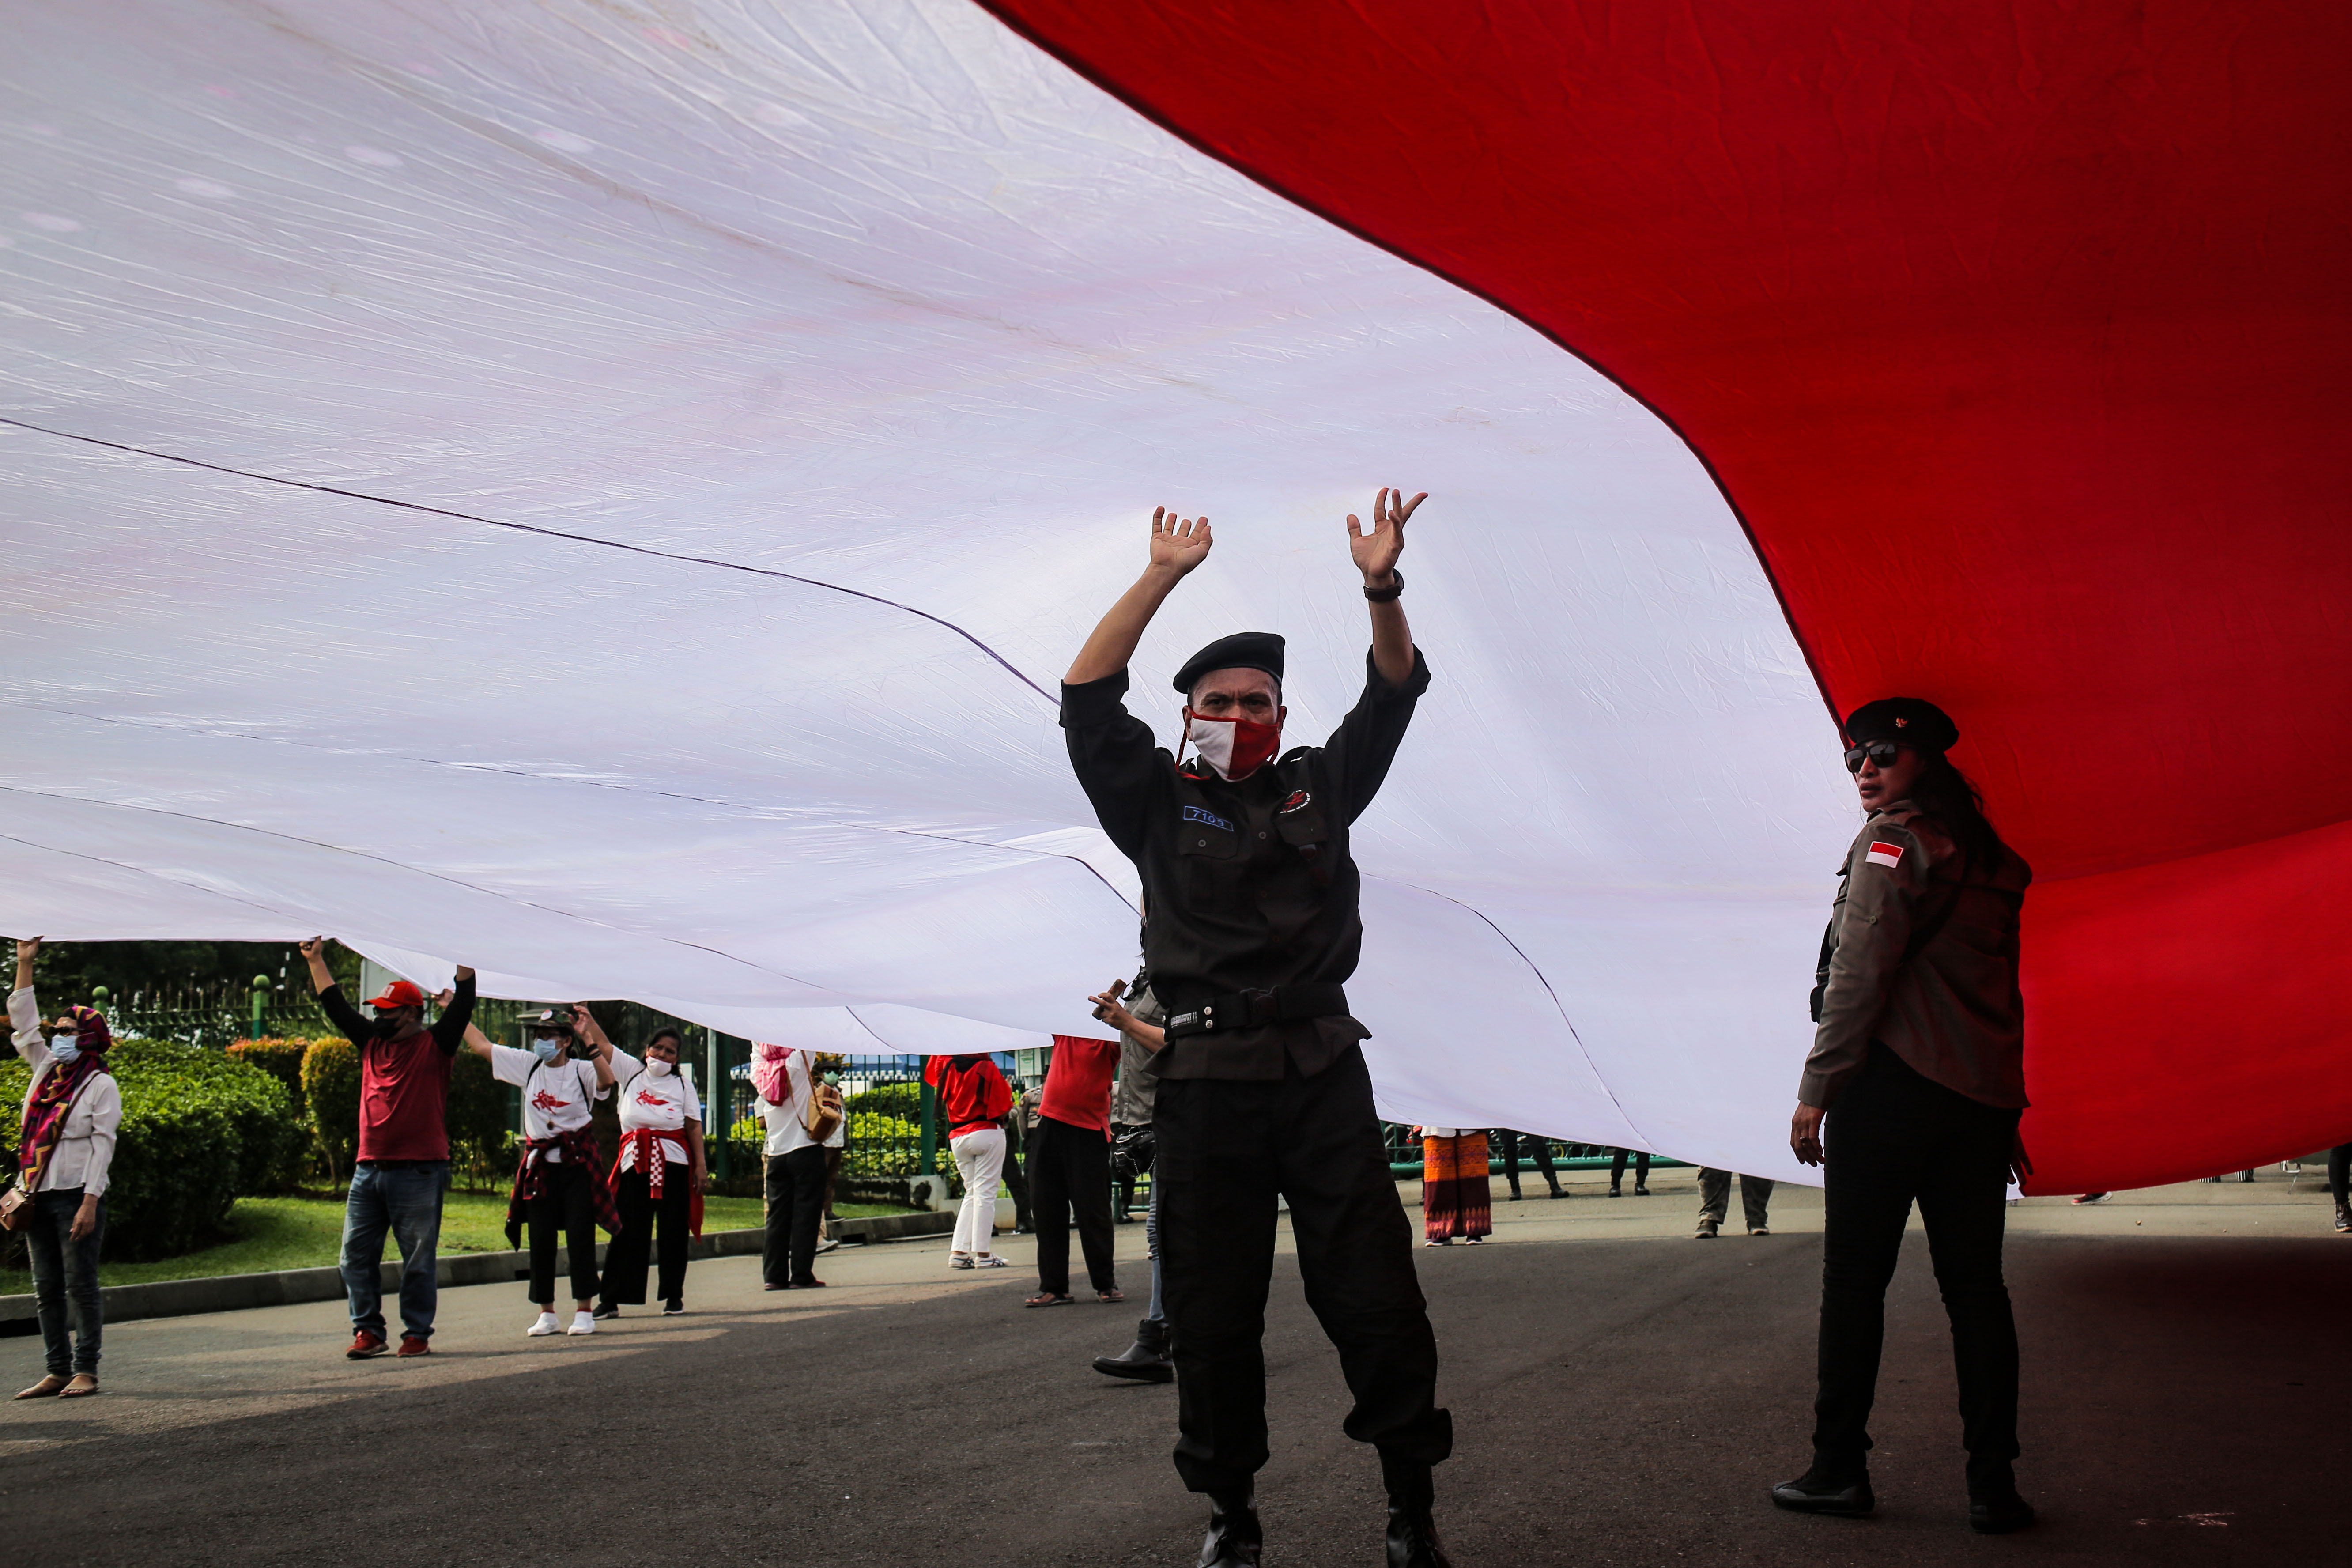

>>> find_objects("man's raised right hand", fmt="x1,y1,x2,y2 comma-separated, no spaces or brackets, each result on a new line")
1148,506,1212,577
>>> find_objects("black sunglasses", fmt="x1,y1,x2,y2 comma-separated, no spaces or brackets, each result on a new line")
1842,741,1907,774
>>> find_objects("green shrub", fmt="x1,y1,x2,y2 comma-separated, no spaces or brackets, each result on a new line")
0,1039,304,1261
301,1035,361,1186
845,1082,919,1119
447,1048,513,1190
227,1036,311,1124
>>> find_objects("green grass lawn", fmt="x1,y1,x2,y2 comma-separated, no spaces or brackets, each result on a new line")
0,1192,913,1296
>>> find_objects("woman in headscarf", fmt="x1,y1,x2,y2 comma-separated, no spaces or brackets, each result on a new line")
7,937,122,1399
925,1051,1015,1270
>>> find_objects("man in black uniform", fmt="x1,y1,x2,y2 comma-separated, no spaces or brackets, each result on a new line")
1061,490,1451,1568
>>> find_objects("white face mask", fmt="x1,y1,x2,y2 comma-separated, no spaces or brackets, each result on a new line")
646,1058,673,1077
49,1035,80,1064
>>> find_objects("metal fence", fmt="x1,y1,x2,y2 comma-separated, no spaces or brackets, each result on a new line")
1381,1125,1691,1178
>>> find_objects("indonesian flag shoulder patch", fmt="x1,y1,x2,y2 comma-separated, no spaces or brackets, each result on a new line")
1865,840,1906,869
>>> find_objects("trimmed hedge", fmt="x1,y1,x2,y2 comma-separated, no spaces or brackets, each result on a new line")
227,1037,311,1124
301,1035,360,1185
0,1039,304,1261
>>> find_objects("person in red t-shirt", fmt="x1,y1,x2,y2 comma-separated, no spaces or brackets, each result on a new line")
1023,1034,1122,1307
302,938,475,1360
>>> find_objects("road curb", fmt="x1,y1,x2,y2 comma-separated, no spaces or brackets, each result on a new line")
0,1209,952,1332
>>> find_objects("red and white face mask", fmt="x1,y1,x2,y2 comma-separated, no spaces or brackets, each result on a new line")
1183,707,1282,782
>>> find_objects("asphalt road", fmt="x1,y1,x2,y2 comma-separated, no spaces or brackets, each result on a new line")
2,1176,2345,1566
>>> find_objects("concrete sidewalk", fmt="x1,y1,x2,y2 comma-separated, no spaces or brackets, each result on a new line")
3,1169,2344,1565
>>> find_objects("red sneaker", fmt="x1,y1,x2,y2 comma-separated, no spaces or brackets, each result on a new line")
396,1334,430,1358
347,1330,389,1360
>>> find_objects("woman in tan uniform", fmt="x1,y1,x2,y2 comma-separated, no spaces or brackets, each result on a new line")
1774,698,2037,1536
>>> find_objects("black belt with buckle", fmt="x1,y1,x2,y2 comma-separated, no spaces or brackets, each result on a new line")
1163,983,1349,1039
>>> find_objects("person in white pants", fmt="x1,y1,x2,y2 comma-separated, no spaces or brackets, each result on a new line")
926,1053,1016,1269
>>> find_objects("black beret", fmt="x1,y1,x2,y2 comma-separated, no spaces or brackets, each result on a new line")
1173,631,1285,695
1842,697,1959,754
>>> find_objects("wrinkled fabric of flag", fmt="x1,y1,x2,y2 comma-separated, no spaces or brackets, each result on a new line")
4,0,2343,1192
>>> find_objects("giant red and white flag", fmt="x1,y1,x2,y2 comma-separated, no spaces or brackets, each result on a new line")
1,0,2343,1192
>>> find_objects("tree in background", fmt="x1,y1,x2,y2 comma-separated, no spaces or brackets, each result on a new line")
446,1047,513,1191
27,939,362,1009
301,1035,362,1186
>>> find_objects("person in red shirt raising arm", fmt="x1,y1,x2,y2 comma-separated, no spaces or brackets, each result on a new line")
301,938,476,1361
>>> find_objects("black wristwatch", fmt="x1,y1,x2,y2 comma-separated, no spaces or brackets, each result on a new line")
1363,569,1404,603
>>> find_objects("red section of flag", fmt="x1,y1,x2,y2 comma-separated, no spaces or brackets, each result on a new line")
979,0,2352,1192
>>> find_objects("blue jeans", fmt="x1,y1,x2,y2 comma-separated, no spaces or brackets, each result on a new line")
26,1187,104,1376
341,1161,449,1341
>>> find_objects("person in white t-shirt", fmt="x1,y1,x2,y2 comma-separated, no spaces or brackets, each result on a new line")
593,1026,707,1319
753,1043,840,1290
466,1006,616,1336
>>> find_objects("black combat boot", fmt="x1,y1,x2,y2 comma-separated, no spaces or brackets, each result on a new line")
1381,1455,1451,1568
1091,1316,1174,1383
1544,1171,1564,1198
1966,1462,2036,1534
1770,1456,1875,1516
1198,1489,1261,1568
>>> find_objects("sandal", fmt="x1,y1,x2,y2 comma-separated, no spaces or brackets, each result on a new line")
13,1375,67,1401
57,1373,100,1398
1097,1288,1125,1303
1024,1292,1075,1308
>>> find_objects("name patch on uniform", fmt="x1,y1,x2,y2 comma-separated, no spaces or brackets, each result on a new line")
1865,840,1905,868
1182,805,1235,832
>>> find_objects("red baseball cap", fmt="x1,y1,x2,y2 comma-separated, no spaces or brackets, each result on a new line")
365,979,427,1010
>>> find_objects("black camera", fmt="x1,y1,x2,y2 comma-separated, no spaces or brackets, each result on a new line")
1109,1123,1157,1183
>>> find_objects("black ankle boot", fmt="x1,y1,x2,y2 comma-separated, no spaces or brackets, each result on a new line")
1378,1456,1449,1567
1967,1463,2035,1534
1384,1504,1452,1568
1198,1490,1260,1568
1544,1175,1564,1198
1770,1458,1874,1516
1091,1316,1174,1383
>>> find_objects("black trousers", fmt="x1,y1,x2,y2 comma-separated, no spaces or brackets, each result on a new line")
1002,1122,1035,1230
764,1146,827,1287
603,1167,691,1305
527,1159,600,1306
1816,1044,2022,1485
1030,1115,1117,1295
1608,1147,1650,1188
1157,1046,1450,1500
1498,1130,1558,1194
2328,1143,2350,1204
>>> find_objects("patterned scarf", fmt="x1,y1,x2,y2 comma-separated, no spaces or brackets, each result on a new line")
608,1129,704,1236
502,1125,622,1248
18,1006,111,1192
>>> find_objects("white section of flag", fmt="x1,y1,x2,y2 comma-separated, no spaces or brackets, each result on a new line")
0,0,1854,1181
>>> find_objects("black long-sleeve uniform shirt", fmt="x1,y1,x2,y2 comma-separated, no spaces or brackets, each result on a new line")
1061,647,1431,1080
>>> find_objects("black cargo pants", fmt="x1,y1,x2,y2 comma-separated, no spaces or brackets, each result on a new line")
1155,1043,1451,1501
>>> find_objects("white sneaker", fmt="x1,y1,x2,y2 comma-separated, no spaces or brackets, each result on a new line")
526,1312,561,1337
567,1311,596,1336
